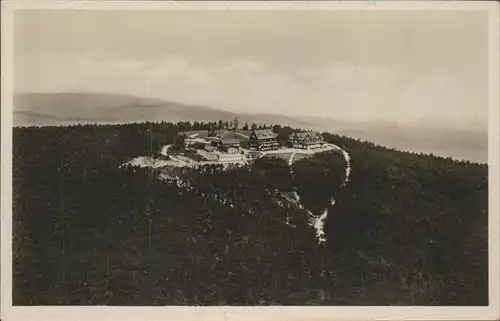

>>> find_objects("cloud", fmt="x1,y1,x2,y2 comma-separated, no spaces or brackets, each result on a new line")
15,50,487,123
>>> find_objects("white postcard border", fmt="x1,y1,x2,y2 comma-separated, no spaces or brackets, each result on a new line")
1,1,499,321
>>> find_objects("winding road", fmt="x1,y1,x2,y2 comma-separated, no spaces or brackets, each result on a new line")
209,132,352,245
159,135,353,245
279,142,351,244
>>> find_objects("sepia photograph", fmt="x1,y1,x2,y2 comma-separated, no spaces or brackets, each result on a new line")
1,1,499,320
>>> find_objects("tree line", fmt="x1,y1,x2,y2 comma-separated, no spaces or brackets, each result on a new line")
178,120,274,131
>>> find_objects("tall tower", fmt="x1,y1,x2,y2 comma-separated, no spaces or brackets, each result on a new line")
233,117,239,131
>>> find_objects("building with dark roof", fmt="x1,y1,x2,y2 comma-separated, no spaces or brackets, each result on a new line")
288,131,324,149
248,129,279,151
208,137,241,153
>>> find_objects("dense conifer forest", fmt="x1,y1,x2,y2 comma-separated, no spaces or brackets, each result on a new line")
12,121,488,305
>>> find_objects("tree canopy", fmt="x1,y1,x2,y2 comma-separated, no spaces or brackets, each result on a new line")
12,121,488,306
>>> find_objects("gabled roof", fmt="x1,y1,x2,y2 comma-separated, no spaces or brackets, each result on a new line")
252,129,278,139
291,132,309,140
220,138,241,145
289,131,323,141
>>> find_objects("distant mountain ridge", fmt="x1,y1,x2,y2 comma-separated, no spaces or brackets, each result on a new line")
14,92,314,128
13,92,488,163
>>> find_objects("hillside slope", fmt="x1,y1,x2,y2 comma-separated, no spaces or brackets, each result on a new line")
12,121,488,306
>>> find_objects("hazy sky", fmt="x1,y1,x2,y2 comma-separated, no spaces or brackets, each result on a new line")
14,9,489,123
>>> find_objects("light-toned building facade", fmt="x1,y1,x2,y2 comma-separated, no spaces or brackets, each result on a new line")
288,131,324,149
247,129,280,151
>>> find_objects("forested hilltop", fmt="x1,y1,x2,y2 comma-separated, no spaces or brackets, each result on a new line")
12,121,488,305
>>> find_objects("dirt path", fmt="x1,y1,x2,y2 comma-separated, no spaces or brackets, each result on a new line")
280,142,351,244
160,144,171,157
133,139,352,245
288,151,298,166
324,143,351,184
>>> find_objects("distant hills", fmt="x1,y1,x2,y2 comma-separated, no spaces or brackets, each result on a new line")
13,92,488,163
13,92,314,128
